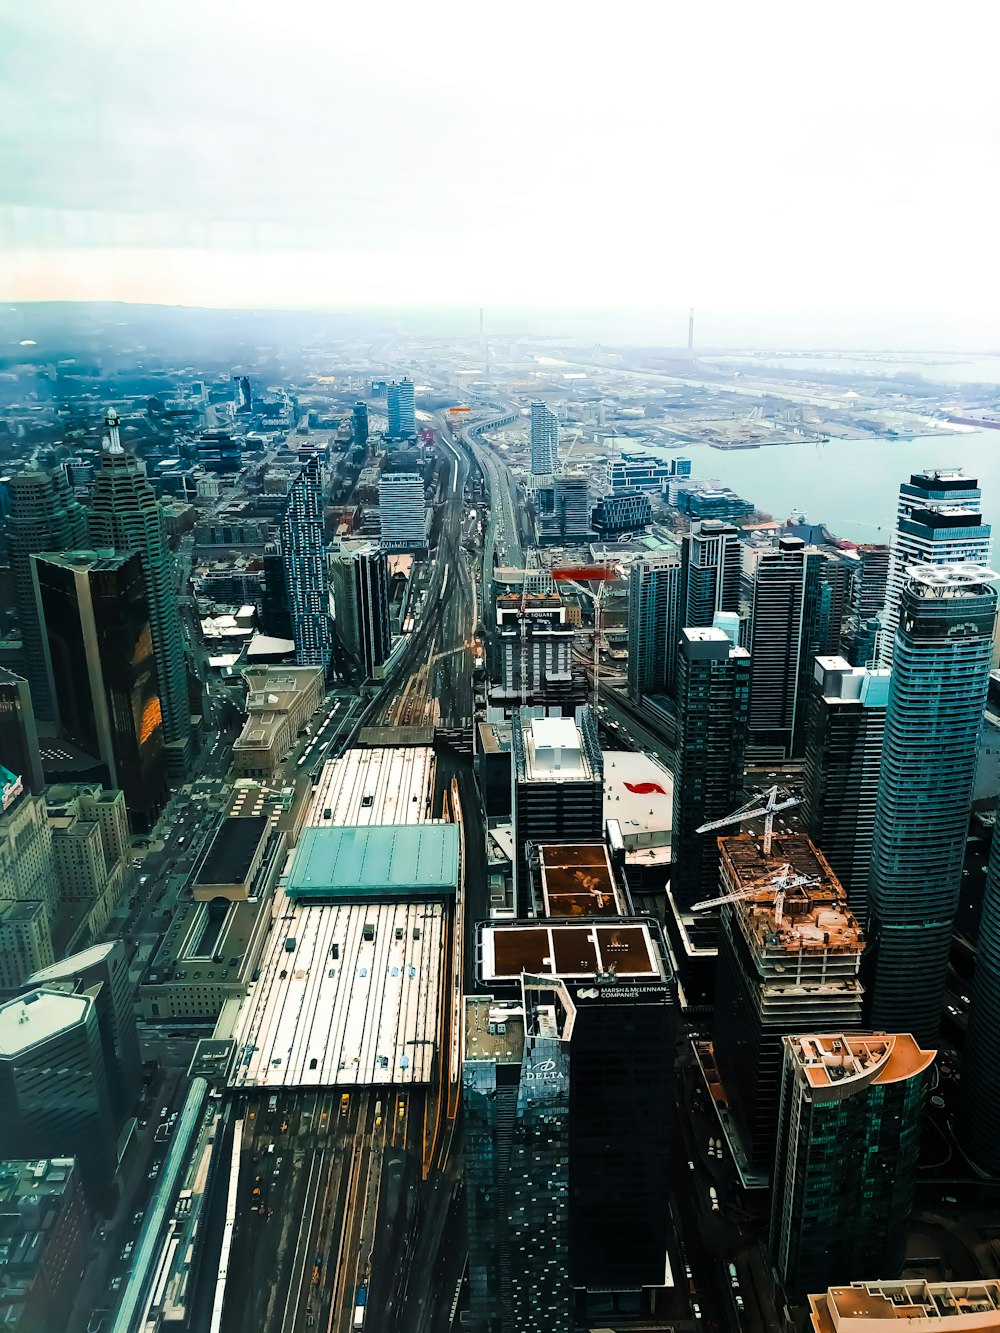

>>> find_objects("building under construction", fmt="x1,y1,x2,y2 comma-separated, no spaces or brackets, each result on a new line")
709,833,865,1182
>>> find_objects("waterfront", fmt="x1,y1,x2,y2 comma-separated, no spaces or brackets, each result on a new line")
650,430,1000,542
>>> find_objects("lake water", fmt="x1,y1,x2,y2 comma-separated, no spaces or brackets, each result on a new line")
646,430,1000,543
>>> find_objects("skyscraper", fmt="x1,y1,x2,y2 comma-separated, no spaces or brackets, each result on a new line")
681,520,742,630
867,565,997,1046
540,472,591,542
386,378,416,439
802,656,889,920
32,549,166,829
0,669,44,794
6,468,88,726
627,554,682,699
510,711,604,911
670,627,751,909
352,401,369,448
328,540,391,679
746,536,824,758
712,834,864,1180
88,409,191,770
880,471,991,667
770,1032,933,1300
378,472,427,551
530,402,559,476
494,592,575,704
280,456,331,670
959,798,1000,1174
841,542,891,666
0,989,117,1202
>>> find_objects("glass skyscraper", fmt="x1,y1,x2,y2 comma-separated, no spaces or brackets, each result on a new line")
627,554,682,699
867,565,997,1046
529,402,559,476
680,519,742,631
386,378,415,439
959,799,1000,1173
280,456,331,670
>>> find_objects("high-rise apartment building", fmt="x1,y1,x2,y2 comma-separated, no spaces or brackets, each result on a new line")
880,471,991,667
511,711,604,911
867,565,997,1046
32,549,166,830
530,402,559,477
770,1032,933,1300
495,593,574,703
328,539,391,680
0,669,44,794
681,520,742,630
961,791,1000,1172
88,409,191,769
386,378,416,439
671,628,751,908
746,536,824,758
0,988,117,1201
713,834,865,1179
841,543,891,666
540,472,591,542
352,401,369,448
6,468,88,726
378,472,427,551
627,554,682,699
280,456,331,670
802,656,889,920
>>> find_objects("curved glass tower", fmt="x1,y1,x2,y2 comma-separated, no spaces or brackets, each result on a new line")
867,564,997,1046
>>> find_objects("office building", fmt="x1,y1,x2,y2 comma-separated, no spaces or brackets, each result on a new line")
0,791,58,923
27,941,141,1120
280,456,330,671
671,628,751,909
88,408,192,769
867,566,997,1046
261,540,294,640
713,834,864,1179
46,786,133,935
808,1280,1000,1331
0,900,54,991
816,552,855,657
0,668,44,794
681,520,743,631
32,549,166,830
880,471,992,667
6,468,88,726
328,540,391,679
352,401,369,448
606,451,679,494
530,402,559,477
378,472,427,551
591,489,652,536
511,711,604,911
746,536,824,759
232,666,324,778
494,593,574,703
673,481,755,523
627,554,683,699
0,989,116,1201
841,543,891,666
959,797,1000,1173
771,1032,934,1300
386,378,416,439
802,657,889,921
471,919,674,1323
0,1158,91,1333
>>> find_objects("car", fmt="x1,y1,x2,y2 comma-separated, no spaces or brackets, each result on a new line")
340,1094,350,1116
111,1276,123,1293
687,1159,695,1171
121,1242,133,1260
728,1262,739,1288
735,1294,745,1312
133,1211,143,1227
398,1100,406,1119
692,1302,703,1320
709,1187,719,1213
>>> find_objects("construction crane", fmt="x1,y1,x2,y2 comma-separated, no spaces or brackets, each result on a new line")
551,563,622,712
691,863,820,927
695,785,800,857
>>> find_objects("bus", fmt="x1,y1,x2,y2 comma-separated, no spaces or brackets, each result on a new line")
353,1285,367,1328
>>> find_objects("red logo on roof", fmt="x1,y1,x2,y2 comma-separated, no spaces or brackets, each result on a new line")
624,781,667,796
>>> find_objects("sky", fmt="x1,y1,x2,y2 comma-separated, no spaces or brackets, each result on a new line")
1,0,999,345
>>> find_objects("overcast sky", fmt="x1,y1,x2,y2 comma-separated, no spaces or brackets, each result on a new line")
1,0,998,342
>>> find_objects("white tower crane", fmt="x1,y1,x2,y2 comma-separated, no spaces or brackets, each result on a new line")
691,863,820,927
695,785,800,858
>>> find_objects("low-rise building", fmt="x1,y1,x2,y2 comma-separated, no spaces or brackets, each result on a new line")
232,666,324,778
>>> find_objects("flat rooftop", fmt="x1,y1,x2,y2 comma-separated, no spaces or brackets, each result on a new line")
229,894,445,1088
463,996,525,1064
516,713,600,783
195,815,270,887
287,824,459,901
789,1033,935,1092
603,750,673,862
308,746,435,827
0,990,89,1057
481,921,662,982
538,843,623,918
810,1280,1000,1332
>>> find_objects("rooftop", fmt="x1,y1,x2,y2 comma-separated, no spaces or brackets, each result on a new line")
603,750,673,861
0,990,89,1058
287,824,459,901
789,1032,935,1092
517,713,599,782
308,746,435,827
481,921,663,982
26,941,115,985
463,996,525,1064
195,815,270,888
810,1280,1000,1332
537,843,624,918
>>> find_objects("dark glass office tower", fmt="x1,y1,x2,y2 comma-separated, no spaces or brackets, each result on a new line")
6,468,88,725
352,401,369,448
280,456,331,670
328,540,391,680
671,627,750,909
0,669,44,794
867,565,996,1046
32,549,166,829
770,1032,933,1301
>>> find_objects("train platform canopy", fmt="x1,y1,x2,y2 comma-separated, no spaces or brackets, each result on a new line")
286,824,459,902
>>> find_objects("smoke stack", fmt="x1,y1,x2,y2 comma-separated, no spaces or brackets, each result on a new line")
688,307,695,353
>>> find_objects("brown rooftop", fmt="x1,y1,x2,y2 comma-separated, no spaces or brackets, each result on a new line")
484,923,658,980
539,843,622,918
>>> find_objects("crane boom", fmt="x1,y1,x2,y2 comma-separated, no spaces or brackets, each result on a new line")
695,785,800,855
